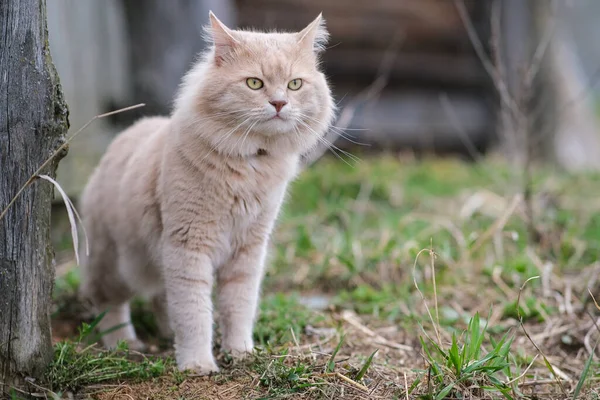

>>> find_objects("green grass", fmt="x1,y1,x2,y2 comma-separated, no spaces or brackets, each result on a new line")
418,312,515,399
47,155,600,399
45,313,177,393
254,293,323,347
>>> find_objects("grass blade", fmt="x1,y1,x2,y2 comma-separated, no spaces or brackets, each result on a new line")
326,334,345,373
448,333,462,375
355,349,378,381
435,382,455,400
572,342,596,400
37,175,82,265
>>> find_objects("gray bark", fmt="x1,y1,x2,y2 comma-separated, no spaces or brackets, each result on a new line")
0,0,69,393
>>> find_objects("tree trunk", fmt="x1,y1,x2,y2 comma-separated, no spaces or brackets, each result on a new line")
0,0,69,393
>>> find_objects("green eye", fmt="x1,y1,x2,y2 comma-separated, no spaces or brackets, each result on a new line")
288,79,302,91
246,78,264,90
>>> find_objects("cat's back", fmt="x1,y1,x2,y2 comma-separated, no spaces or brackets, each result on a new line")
103,116,169,171
81,116,169,226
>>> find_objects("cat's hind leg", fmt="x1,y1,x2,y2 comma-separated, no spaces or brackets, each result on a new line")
79,243,146,351
151,290,173,339
95,302,146,351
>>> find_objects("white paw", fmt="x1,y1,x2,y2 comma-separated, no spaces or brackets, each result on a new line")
178,359,220,375
125,338,148,352
222,341,254,361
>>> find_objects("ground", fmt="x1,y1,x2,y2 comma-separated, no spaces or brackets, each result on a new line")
19,154,600,399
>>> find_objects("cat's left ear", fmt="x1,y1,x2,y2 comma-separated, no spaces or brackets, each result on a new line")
297,13,329,53
206,11,239,66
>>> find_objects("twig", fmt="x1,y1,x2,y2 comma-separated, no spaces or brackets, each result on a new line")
290,327,301,353
0,103,145,221
300,31,403,168
429,240,440,337
492,266,518,299
453,0,520,123
412,248,442,347
505,354,539,385
518,379,568,387
468,194,523,256
37,174,87,265
439,93,486,163
523,0,559,88
298,331,337,351
323,372,369,392
340,310,413,352
517,276,569,396
588,288,600,311
584,318,600,356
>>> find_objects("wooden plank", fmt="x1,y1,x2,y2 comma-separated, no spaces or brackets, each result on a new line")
331,90,492,152
46,0,129,197
237,0,473,28
323,49,486,87
238,7,471,52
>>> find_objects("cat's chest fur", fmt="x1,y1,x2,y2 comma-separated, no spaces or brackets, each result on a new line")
210,153,297,264
161,147,298,263
226,154,295,217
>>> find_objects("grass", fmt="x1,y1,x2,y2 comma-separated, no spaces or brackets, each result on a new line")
41,154,600,399
46,312,178,393
418,312,515,399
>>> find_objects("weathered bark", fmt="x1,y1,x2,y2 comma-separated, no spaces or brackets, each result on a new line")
0,0,69,393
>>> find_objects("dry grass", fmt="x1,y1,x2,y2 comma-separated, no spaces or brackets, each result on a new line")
43,155,600,400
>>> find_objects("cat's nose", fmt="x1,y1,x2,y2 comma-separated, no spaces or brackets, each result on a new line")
269,100,287,113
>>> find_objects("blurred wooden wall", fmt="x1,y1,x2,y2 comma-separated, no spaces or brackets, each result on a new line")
47,0,130,197
47,0,492,199
46,0,235,197
236,0,494,154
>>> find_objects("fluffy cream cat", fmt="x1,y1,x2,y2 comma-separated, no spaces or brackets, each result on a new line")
78,12,335,374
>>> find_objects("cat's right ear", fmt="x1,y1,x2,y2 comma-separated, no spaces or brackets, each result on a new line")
297,13,329,54
205,11,239,66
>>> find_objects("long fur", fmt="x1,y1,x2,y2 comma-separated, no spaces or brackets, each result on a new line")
78,13,335,374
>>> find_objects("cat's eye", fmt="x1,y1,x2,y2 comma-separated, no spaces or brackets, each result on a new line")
288,79,302,91
246,78,264,90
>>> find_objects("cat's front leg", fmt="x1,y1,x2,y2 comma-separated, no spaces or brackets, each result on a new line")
217,241,267,359
163,244,219,374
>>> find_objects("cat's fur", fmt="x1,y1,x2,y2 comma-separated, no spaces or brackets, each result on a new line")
79,12,334,374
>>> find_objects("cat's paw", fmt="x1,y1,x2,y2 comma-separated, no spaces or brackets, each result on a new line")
126,338,148,352
178,360,220,376
222,345,254,362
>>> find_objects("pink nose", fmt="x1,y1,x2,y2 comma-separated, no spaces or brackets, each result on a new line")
269,100,287,113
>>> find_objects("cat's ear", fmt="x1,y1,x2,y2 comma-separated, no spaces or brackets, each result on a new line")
297,13,329,53
206,11,239,66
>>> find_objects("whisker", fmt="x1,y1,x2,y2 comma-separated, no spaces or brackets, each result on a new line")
229,118,259,158
238,120,260,155
183,109,262,127
297,113,369,147
195,116,255,164
295,119,360,166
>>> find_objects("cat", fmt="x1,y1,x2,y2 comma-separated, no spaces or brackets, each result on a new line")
78,11,335,375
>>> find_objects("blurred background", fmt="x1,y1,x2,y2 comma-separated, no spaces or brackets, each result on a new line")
46,0,600,198
44,3,600,396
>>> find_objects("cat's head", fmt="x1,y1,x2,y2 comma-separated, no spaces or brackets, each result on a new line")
175,12,335,158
